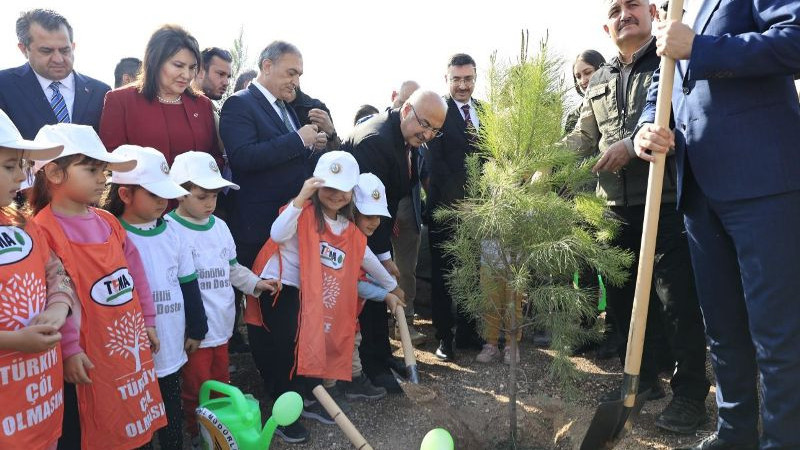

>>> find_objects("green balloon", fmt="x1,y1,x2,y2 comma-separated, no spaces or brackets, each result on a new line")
420,428,454,450
272,391,303,426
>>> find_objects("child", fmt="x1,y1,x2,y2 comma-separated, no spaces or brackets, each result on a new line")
163,151,278,445
0,111,75,450
244,151,398,444
341,173,404,400
30,124,167,450
104,145,207,450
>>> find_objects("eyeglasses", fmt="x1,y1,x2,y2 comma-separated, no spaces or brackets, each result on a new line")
448,76,476,87
410,105,443,138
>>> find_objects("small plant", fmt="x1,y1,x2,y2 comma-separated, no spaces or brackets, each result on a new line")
435,31,631,445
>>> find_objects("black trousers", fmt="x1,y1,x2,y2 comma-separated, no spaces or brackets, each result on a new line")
153,371,183,450
248,285,318,400
357,300,393,377
606,204,709,401
57,383,80,450
428,218,480,342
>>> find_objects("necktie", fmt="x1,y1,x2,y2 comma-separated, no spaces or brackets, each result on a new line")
275,100,294,131
49,81,71,123
462,104,472,128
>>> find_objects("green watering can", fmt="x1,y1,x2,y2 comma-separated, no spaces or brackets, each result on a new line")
196,380,302,449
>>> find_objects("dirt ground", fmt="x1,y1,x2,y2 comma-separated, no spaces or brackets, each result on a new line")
226,313,718,450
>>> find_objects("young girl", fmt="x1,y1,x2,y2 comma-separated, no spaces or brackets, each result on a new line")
103,145,206,450
0,111,75,450
244,151,399,444
163,151,278,446
30,124,167,450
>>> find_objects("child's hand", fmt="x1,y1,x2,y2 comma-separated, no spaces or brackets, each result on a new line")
146,327,160,354
30,303,70,329
389,286,406,304
256,278,281,295
184,338,201,355
64,352,94,384
2,325,61,353
384,292,402,316
293,177,326,208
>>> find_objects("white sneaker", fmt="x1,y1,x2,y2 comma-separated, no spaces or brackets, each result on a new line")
475,344,500,363
503,345,520,365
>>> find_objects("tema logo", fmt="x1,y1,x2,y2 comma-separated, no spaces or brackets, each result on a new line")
0,226,33,266
319,241,346,270
91,268,135,306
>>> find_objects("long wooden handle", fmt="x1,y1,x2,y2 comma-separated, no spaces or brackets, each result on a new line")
622,0,684,408
386,297,417,368
312,385,374,450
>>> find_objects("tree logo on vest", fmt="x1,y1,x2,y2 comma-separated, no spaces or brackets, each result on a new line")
322,272,340,310
319,241,345,270
0,272,46,330
90,268,135,306
0,226,33,266
105,310,149,372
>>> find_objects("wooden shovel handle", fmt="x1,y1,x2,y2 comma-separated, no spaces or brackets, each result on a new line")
622,0,684,408
386,297,417,368
312,385,374,450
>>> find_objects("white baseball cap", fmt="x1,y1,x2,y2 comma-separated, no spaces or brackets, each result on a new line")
169,151,239,191
110,145,189,199
354,173,391,217
0,110,63,160
33,124,137,172
312,151,359,192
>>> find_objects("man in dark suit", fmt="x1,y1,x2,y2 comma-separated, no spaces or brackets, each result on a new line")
424,53,485,361
341,89,447,391
219,40,327,268
0,9,109,139
635,2,800,448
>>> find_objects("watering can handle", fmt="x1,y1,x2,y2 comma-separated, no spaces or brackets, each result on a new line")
198,380,249,414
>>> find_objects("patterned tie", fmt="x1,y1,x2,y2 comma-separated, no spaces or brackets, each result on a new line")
275,100,294,131
462,104,472,128
49,81,70,123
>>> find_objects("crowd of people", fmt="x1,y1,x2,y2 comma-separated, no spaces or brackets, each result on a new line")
0,1,799,449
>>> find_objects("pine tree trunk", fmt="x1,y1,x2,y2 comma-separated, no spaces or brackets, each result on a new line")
508,288,518,445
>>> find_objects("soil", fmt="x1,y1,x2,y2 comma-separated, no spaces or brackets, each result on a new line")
227,314,718,450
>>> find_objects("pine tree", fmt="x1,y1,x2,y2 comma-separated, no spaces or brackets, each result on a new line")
435,31,632,446
221,26,251,104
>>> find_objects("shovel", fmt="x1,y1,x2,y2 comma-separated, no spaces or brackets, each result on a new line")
580,1,683,448
386,296,438,403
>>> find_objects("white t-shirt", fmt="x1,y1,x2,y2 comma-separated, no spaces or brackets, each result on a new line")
165,212,238,349
122,219,197,377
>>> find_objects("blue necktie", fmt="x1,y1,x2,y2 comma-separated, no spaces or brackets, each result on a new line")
49,81,71,123
275,100,294,131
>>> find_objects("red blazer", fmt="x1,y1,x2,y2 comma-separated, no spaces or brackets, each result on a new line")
99,85,222,166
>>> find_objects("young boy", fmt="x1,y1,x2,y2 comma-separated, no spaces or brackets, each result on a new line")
165,151,279,446
341,173,405,398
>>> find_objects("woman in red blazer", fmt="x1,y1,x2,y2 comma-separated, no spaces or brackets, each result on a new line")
99,25,222,167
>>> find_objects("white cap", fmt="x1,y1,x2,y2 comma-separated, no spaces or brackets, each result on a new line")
170,151,239,191
110,145,190,199
33,124,137,172
353,173,390,217
312,151,359,192
0,110,63,160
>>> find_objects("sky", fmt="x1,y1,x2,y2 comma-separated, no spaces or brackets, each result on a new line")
1,0,616,136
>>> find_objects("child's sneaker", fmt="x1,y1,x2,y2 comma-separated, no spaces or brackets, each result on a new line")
301,398,335,424
503,345,520,365
343,373,388,400
276,421,309,443
476,344,500,363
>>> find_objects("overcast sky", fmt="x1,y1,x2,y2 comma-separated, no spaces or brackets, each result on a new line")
1,0,617,136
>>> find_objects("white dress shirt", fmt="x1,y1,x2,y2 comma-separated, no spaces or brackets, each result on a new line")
251,80,297,131
35,71,75,119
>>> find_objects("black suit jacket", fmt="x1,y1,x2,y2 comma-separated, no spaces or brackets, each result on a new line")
219,83,315,245
0,63,110,139
341,109,416,255
424,96,482,218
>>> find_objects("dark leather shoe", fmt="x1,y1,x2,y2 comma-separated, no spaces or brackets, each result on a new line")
435,339,454,361
674,433,758,450
656,396,707,434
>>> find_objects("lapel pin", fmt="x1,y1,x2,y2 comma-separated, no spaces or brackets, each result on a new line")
193,112,199,118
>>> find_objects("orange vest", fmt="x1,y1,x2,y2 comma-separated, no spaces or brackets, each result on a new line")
0,220,64,450
34,206,167,450
245,202,366,381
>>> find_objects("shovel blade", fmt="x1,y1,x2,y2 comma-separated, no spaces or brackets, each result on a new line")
579,389,650,450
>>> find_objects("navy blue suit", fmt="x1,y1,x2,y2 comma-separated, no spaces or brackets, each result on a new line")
219,83,315,264
639,1,800,446
0,63,109,139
